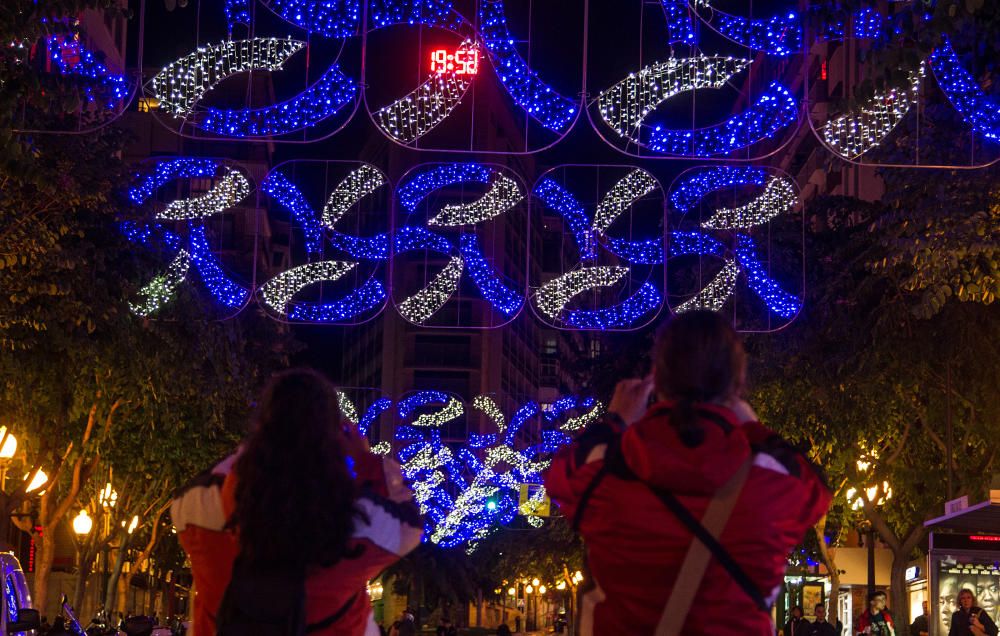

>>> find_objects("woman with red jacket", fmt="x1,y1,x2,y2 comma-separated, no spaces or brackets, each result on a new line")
215,368,423,635
545,311,831,635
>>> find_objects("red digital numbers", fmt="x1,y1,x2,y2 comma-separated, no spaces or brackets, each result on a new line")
430,47,479,75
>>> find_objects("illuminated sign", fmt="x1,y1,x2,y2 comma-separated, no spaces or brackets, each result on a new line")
430,47,479,75
905,566,920,581
970,535,1000,542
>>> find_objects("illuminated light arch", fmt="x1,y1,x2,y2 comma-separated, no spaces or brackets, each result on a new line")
261,0,361,38
322,165,388,230
199,63,358,138
531,179,596,260
675,259,739,313
477,0,578,133
930,40,1000,143
150,39,305,118
592,169,660,234
692,1,801,57
260,170,326,255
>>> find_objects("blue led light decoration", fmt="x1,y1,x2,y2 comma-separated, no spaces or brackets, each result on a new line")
125,158,253,314
930,40,1000,143
477,0,578,133
692,1,801,57
667,166,803,327
393,163,526,327
45,34,130,109
531,167,665,330
262,0,360,37
659,0,698,45
258,163,391,324
367,0,463,31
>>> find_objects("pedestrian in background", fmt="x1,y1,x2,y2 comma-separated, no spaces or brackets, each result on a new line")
910,600,929,636
545,310,832,635
950,589,999,636
856,590,894,635
811,603,842,636
784,605,806,636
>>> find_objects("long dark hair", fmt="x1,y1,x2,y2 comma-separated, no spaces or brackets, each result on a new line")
231,368,362,569
653,310,746,446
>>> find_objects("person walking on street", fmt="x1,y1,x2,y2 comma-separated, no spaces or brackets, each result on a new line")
910,601,929,636
785,605,807,636
811,603,842,636
545,311,832,636
857,590,895,635
950,589,999,636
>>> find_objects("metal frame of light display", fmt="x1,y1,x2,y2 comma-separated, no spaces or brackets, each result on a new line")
585,0,802,161
363,0,583,153
530,165,665,331
392,162,527,328
124,157,255,316
666,165,804,332
257,161,391,324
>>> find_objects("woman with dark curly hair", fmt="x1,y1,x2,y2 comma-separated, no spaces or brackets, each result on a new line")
213,368,422,635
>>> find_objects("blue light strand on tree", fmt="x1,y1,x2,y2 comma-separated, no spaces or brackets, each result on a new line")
930,39,1000,143
262,0,360,37
200,63,357,138
477,0,578,133
646,82,798,156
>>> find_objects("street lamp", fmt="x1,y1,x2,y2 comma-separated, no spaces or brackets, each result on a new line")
0,428,17,490
24,470,48,493
846,455,892,596
73,510,93,536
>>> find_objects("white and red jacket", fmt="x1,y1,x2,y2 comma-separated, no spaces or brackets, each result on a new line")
172,450,422,636
545,401,831,636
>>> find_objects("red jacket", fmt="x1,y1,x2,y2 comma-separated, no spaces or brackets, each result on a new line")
545,401,831,636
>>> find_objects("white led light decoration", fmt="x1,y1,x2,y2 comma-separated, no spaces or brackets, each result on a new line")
259,261,357,315
560,402,604,432
472,395,506,436
397,256,464,324
337,391,359,425
534,266,630,320
321,165,386,230
676,259,741,313
150,38,305,117
411,396,464,427
821,66,923,159
371,441,391,456
700,176,796,230
374,66,474,143
129,250,191,316
592,169,659,235
157,169,251,220
427,174,523,227
597,56,751,140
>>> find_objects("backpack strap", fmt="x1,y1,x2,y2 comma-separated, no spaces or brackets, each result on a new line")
648,458,768,625
305,590,360,633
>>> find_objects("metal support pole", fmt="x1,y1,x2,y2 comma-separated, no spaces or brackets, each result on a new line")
867,526,876,596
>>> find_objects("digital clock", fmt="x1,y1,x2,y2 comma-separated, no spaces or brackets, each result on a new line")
430,47,479,76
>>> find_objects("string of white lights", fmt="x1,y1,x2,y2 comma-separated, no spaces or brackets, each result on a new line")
411,396,464,427
428,174,523,227
534,266,629,320
397,256,464,324
472,395,506,436
259,261,357,315
150,38,305,117
157,169,251,220
821,66,923,159
371,441,391,456
374,61,474,143
597,56,751,140
676,259,741,313
560,402,604,432
700,176,796,230
592,169,659,234
321,165,386,230
129,250,191,316
336,391,359,425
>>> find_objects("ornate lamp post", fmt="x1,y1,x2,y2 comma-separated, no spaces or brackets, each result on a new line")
846,455,892,596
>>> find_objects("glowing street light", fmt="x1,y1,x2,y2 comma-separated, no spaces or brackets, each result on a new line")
0,427,17,459
99,482,118,508
507,587,516,597
531,578,540,587
24,470,48,493
127,515,139,534
72,510,93,536
538,585,546,595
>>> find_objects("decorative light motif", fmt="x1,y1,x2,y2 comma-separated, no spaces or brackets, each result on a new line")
398,391,464,427
200,63,357,138
224,0,251,30
371,442,392,456
701,176,796,230
188,226,251,308
669,230,725,258
263,0,360,37
394,226,453,255
695,2,801,57
428,174,523,227
659,0,698,45
564,282,661,329
646,82,798,156
321,165,387,230
597,56,751,141
670,166,768,213
477,0,577,133
259,261,357,315
534,266,629,320
851,8,884,40
930,40,1000,143
557,398,604,432
150,38,305,117
592,169,659,234
733,234,801,318
532,179,596,260
675,259,740,313
337,391,360,424
129,251,191,317
605,238,664,265
368,0,462,30
397,256,464,324
374,70,473,143
128,158,219,205
288,278,387,322
46,34,129,108
260,170,325,255
458,235,523,317
821,67,923,159
399,163,492,212
358,397,394,436
158,169,251,220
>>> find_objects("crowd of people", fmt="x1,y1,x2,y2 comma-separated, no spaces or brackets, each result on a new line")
168,310,989,635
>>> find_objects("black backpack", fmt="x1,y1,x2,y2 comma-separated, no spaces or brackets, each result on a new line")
215,556,359,636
